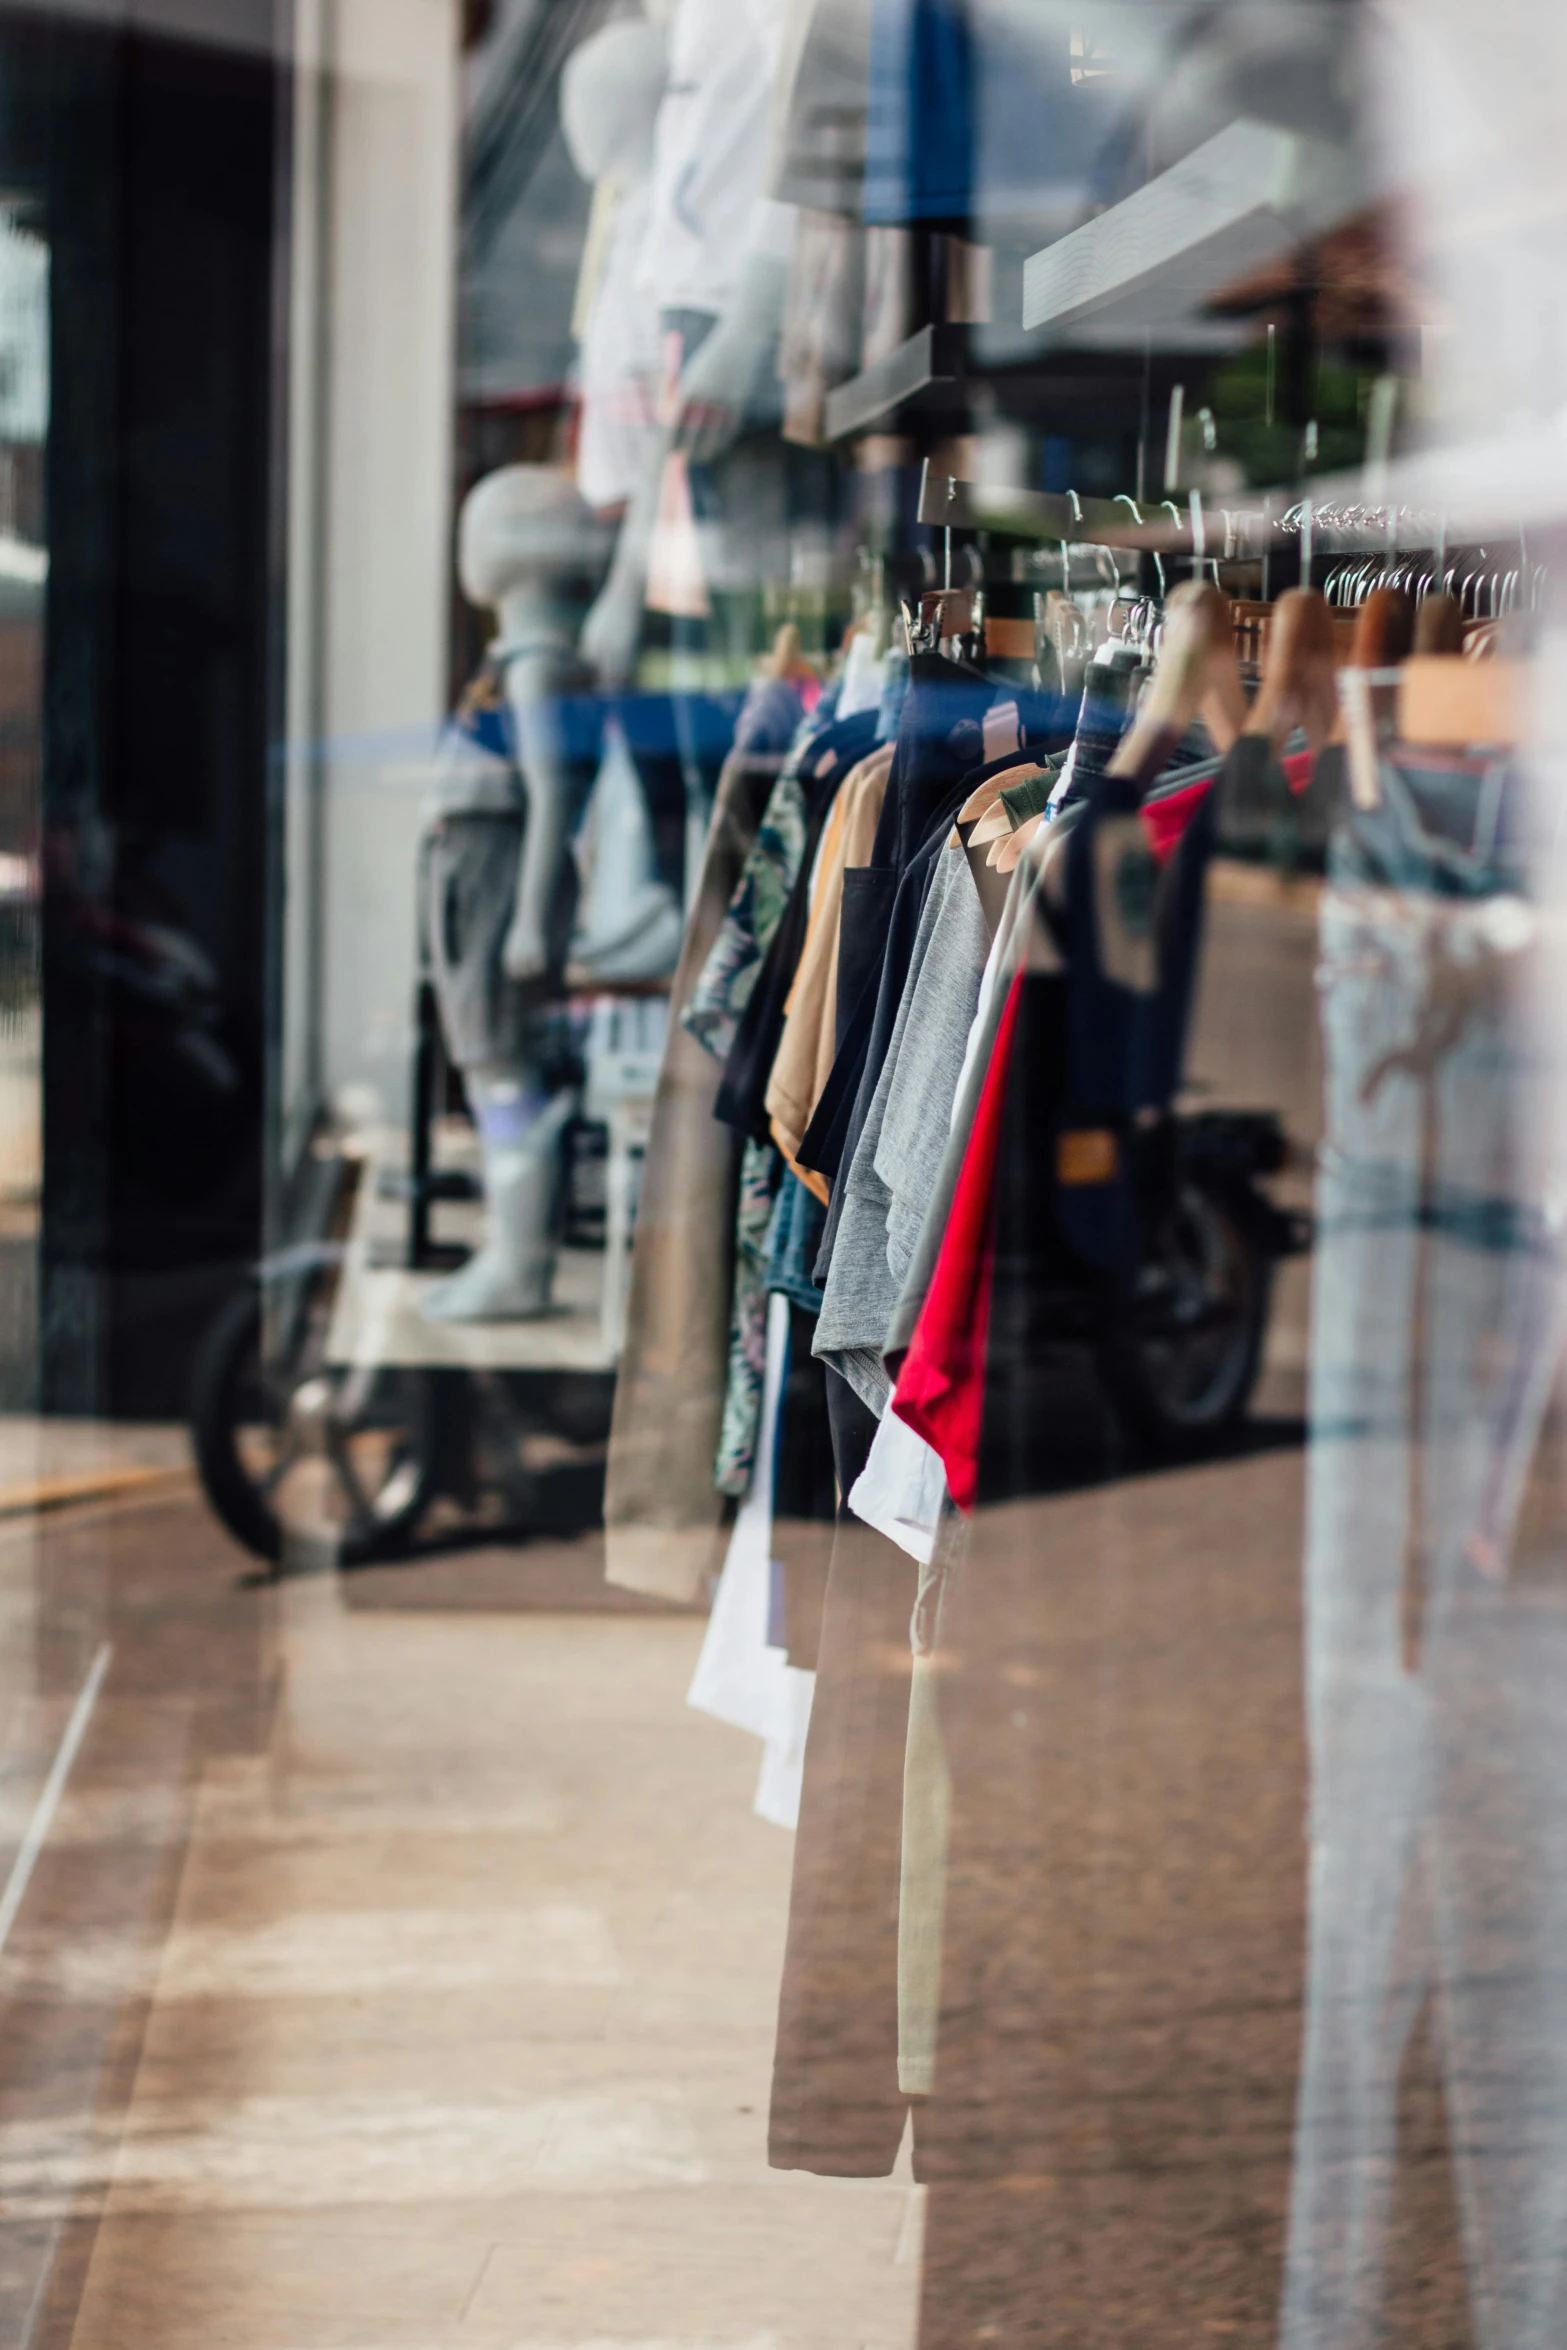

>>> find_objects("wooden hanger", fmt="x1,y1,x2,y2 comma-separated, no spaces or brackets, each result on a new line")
1413,592,1463,656
971,803,1015,847
1244,587,1341,754
1107,581,1243,783
1349,586,1415,671
991,593,1227,872
957,755,1050,828
953,719,1057,839
1335,587,1415,809
994,809,1045,876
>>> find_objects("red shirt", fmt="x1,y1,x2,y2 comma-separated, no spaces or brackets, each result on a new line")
889,973,1024,1513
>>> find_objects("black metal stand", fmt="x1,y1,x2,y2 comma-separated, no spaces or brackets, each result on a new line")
398,977,479,1269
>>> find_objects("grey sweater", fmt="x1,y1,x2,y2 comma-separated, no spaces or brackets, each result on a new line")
813,846,989,1413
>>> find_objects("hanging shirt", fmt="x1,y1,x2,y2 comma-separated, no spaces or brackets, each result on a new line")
846,1395,947,1564
883,801,1070,1370
889,971,1023,1512
813,844,990,1415
714,712,882,1136
846,805,1068,1558
682,699,817,1063
767,743,894,1198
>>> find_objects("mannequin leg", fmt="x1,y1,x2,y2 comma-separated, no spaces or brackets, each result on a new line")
421,1063,575,1323
420,808,577,1325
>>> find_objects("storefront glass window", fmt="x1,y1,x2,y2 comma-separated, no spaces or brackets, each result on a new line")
1,3,1566,2343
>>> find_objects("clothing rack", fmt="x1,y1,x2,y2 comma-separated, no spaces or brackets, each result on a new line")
924,464,1551,596
912,465,1547,696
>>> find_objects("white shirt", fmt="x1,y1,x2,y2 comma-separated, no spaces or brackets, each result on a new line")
637,0,791,317
575,178,663,511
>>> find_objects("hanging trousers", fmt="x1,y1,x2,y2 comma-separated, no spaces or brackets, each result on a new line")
1282,869,1567,2350
769,1366,916,2176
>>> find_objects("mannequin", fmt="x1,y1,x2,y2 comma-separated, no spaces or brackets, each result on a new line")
566,0,794,685
554,27,691,984
559,15,668,516
421,466,611,1323
558,9,671,686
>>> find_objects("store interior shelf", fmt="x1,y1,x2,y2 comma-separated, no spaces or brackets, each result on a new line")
1020,119,1349,344
823,322,968,441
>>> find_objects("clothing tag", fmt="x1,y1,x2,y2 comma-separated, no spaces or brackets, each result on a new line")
984,618,1035,664
1337,669,1382,810
982,700,1020,761
1058,1129,1119,1186
645,451,710,619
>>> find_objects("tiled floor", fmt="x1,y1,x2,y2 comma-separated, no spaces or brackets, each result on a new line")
0,1489,918,2350
0,1416,190,1515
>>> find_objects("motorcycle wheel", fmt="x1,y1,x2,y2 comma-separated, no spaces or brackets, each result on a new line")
190,1271,439,1566
1097,1185,1270,1455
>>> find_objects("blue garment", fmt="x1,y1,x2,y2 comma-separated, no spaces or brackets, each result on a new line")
862,0,1103,228
700,706,876,1491
683,708,875,1066
731,671,810,760
797,657,995,1200
1049,679,1129,812
766,1172,829,1314
682,724,823,1064
876,645,910,745
865,0,973,224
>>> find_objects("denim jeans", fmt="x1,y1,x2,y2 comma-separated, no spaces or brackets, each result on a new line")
1284,768,1567,2350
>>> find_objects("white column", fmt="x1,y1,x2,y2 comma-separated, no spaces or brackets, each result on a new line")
300,0,460,1129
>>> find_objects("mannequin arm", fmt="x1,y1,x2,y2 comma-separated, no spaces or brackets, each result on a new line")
502,649,573,984
670,245,789,464
579,202,795,671
579,423,671,689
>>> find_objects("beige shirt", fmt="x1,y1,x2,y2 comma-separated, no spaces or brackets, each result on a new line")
766,740,893,1200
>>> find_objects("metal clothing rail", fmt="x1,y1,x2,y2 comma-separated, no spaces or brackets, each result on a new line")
918,464,1550,606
